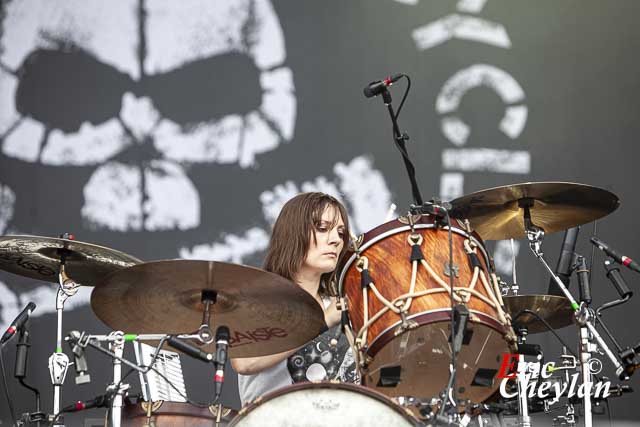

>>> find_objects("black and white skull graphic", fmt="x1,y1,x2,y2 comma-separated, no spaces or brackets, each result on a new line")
0,0,296,231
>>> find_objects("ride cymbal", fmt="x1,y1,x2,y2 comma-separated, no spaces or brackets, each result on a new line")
449,182,619,240
503,294,574,334
0,235,142,285
91,260,326,358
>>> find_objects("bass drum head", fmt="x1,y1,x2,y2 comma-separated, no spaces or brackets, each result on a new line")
362,313,511,403
230,382,418,427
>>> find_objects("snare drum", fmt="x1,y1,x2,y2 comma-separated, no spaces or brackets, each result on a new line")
229,382,419,426
338,215,516,403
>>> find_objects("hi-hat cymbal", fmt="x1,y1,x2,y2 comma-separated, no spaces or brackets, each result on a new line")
503,294,574,334
0,235,142,285
91,260,326,358
449,182,619,240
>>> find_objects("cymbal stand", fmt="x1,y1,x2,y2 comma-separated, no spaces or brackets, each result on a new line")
49,261,80,426
108,332,127,427
514,328,531,427
521,200,626,427
66,331,204,427
198,290,217,344
550,348,578,426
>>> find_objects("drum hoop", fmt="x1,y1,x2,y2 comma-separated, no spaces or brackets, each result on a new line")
124,401,233,419
365,308,510,357
337,223,490,296
233,381,419,425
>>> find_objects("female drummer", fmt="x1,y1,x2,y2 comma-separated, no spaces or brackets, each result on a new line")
231,192,357,406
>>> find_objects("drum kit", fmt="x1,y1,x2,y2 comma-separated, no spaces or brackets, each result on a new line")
0,181,639,426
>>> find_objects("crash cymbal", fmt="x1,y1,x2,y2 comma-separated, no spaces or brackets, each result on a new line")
449,182,619,240
91,260,326,358
0,235,142,285
503,294,574,334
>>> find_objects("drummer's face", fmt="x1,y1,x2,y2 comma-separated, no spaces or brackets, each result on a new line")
302,206,345,275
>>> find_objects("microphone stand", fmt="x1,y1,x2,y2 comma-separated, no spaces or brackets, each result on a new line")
378,85,423,207
521,202,626,427
14,320,43,427
375,76,461,422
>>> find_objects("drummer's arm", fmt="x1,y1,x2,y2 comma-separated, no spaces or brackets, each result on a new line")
231,348,299,375
231,301,342,375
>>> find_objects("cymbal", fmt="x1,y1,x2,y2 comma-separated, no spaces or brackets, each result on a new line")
0,235,142,285
91,260,326,358
449,182,619,240
503,294,574,334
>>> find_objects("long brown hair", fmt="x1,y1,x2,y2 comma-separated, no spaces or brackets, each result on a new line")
263,192,350,297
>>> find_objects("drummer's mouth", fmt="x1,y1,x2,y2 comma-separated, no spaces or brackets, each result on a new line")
324,252,338,258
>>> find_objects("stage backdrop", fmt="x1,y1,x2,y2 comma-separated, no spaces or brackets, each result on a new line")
1,0,640,424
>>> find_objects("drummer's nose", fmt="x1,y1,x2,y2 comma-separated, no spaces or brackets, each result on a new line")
328,227,341,245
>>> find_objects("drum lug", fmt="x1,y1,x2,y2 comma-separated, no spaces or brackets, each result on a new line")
359,350,373,370
395,311,419,336
336,296,348,311
350,233,364,252
398,214,422,227
208,404,232,418
141,400,163,427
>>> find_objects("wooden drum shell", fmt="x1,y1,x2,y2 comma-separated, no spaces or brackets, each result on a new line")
338,216,513,403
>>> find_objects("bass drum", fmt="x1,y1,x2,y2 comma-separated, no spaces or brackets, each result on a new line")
338,214,516,403
229,382,419,426
122,401,237,426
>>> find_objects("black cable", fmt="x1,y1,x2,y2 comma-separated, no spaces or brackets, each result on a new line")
18,378,41,427
439,209,457,417
146,364,213,408
512,309,578,359
0,346,18,427
589,221,598,274
394,74,411,120
605,398,612,427
383,74,423,207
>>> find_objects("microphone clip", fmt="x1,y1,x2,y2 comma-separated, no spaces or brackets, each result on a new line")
67,331,91,384
410,199,452,224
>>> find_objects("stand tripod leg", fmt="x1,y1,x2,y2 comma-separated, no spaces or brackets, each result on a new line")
49,287,72,425
580,326,593,427
109,333,125,427
526,231,626,427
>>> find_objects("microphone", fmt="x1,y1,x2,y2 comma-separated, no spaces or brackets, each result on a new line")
363,74,403,98
166,336,214,363
1,302,36,345
61,393,112,412
14,325,31,379
576,255,592,304
591,236,640,274
214,326,230,402
604,259,632,299
548,227,579,295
